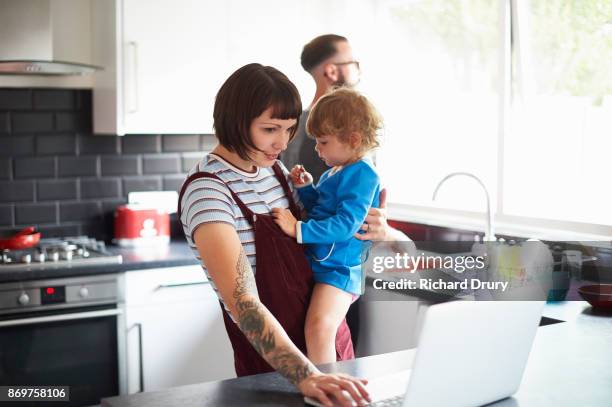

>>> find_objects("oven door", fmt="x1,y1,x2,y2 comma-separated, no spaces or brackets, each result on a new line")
0,304,124,407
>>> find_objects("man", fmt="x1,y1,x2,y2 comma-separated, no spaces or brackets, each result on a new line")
283,34,408,243
282,34,360,183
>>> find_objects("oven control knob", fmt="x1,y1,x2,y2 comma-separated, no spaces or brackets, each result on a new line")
79,287,89,298
18,292,30,306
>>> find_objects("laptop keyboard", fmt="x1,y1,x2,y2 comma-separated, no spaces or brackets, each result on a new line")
368,395,404,406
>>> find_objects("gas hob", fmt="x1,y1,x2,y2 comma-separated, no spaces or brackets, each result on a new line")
0,236,122,271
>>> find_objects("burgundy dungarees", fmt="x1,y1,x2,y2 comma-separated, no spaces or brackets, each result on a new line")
178,163,354,376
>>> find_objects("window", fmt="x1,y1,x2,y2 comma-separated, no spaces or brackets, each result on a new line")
505,0,612,227
349,0,611,236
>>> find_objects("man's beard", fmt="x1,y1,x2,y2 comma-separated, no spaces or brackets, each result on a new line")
333,70,359,88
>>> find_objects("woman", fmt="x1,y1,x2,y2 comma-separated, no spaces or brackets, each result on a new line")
178,63,393,407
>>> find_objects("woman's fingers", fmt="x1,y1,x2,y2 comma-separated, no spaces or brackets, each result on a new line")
334,375,371,403
312,389,334,407
319,386,354,407
302,374,369,407
343,376,371,401
327,376,368,406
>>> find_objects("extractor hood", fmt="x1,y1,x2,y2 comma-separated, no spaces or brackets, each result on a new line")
0,0,102,76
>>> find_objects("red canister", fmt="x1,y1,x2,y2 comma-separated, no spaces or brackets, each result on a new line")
114,205,170,247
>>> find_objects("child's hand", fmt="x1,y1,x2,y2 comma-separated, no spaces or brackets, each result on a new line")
290,165,313,186
271,208,297,238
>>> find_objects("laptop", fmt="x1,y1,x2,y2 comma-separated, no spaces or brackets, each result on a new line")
305,300,545,407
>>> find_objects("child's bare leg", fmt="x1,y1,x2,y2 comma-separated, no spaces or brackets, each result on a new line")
305,283,353,364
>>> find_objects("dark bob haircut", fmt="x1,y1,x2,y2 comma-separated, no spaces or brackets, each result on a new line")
301,34,347,73
213,63,302,161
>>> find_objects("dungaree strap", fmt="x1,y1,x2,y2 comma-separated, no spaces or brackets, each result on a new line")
177,171,254,224
271,163,301,219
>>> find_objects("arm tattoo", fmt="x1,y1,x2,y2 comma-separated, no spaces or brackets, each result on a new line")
233,246,257,299
232,246,314,385
270,349,316,384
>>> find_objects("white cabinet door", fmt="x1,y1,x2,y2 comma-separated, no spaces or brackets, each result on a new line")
124,266,235,393
122,0,228,134
93,0,229,135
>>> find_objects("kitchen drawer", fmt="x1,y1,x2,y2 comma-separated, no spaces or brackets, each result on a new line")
123,265,214,306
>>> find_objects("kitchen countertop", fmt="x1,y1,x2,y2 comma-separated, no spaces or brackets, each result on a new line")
101,300,612,407
0,240,199,283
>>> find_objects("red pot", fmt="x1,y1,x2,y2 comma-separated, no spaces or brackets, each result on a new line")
0,227,41,250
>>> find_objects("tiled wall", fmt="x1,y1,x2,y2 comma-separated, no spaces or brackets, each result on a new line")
0,88,214,241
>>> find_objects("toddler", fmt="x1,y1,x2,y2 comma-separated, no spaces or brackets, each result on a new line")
272,87,381,364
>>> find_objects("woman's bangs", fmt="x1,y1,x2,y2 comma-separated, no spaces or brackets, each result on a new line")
268,87,302,121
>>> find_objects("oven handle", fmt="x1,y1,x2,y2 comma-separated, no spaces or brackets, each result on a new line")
0,308,122,327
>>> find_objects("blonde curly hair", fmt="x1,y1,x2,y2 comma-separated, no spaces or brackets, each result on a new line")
306,87,382,157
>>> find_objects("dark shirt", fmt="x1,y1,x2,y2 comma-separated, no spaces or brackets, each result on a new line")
281,110,329,183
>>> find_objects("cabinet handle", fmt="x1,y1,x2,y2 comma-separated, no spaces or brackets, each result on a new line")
129,322,144,393
156,280,210,290
127,41,139,113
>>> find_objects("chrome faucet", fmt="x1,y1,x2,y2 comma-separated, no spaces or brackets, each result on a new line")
432,172,496,241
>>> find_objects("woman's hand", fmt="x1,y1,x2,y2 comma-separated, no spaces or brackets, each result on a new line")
290,165,313,186
271,207,298,238
298,372,371,407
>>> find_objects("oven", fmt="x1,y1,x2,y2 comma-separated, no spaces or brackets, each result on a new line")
0,274,126,407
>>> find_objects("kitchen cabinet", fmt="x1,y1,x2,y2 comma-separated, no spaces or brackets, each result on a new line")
123,265,235,393
92,0,230,135
91,0,341,136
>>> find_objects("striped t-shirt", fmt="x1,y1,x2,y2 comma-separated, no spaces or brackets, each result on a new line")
180,153,302,303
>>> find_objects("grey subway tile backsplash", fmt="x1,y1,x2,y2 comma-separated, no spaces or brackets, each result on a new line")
0,89,32,110
142,154,181,174
36,134,77,155
123,176,163,194
0,88,203,239
80,178,121,199
11,112,54,133
78,133,120,154
56,112,91,132
162,134,200,152
0,205,13,226
0,113,9,133
0,158,10,179
13,157,56,179
16,203,58,224
163,174,187,192
37,179,78,201
0,180,35,202
122,134,161,153
101,155,139,176
76,90,92,111
59,201,102,222
0,135,35,156
33,90,75,110
58,156,99,177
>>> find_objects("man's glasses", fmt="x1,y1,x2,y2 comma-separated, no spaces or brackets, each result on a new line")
333,61,360,70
